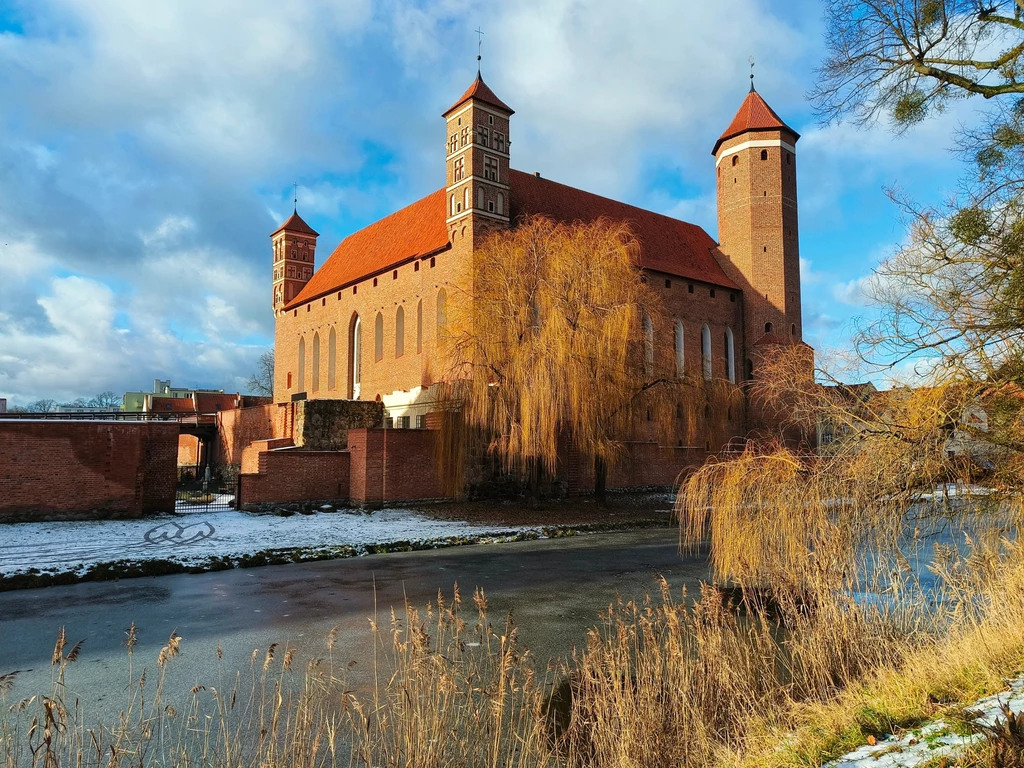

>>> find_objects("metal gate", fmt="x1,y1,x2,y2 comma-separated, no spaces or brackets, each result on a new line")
176,466,235,513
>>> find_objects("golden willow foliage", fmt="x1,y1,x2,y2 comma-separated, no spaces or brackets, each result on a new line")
437,216,725,490
679,343,1023,592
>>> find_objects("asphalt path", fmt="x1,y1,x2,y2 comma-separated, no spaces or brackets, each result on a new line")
0,528,708,725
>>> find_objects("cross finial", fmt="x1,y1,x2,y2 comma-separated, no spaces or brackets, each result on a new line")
475,27,484,73
749,56,755,92
293,182,298,213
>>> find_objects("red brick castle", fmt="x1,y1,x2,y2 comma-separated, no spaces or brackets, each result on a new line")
257,74,806,501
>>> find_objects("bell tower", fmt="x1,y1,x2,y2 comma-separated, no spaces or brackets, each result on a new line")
713,84,801,350
442,73,513,243
271,209,319,312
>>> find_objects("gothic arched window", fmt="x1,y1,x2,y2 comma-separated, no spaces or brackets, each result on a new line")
437,288,448,344
395,306,405,358
760,149,768,160
701,324,712,380
328,327,337,390
496,192,504,215
297,336,306,392
312,332,320,392
725,327,735,383
731,155,738,167
349,314,361,399
374,312,384,362
642,313,654,376
674,320,685,376
417,300,423,353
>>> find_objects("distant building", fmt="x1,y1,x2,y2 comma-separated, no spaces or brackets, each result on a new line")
123,380,226,413
0,398,5,414
54,405,114,414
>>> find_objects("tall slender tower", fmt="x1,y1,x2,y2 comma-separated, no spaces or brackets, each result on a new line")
713,85,802,356
442,73,513,244
271,210,319,312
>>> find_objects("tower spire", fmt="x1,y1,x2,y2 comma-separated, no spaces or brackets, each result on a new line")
293,181,298,213
749,56,755,92
475,27,484,74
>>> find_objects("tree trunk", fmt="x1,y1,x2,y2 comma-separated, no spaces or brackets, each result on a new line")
528,457,541,508
594,455,608,506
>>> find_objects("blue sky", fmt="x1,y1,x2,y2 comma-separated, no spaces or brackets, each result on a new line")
0,0,979,405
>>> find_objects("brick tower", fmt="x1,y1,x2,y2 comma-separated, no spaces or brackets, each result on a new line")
442,73,513,245
271,210,319,312
713,85,801,363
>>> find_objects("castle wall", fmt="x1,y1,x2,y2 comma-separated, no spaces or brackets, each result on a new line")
0,421,177,522
273,237,471,405
215,403,288,467
239,449,350,506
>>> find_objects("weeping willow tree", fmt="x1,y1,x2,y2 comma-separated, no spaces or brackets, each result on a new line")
437,216,715,502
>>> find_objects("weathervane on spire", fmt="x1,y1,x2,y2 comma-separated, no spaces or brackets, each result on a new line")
749,56,756,92
293,182,298,213
475,27,484,73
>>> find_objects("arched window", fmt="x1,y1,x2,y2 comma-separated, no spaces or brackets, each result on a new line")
395,306,405,357
450,194,456,217
349,314,361,399
642,313,654,376
760,149,768,160
731,155,738,167
297,337,306,391
477,187,484,209
674,320,685,376
437,288,448,343
312,332,320,392
374,312,384,362
725,327,735,383
463,187,470,210
701,324,712,380
496,192,504,215
791,323,796,336
328,327,337,390
765,322,773,334
417,300,423,353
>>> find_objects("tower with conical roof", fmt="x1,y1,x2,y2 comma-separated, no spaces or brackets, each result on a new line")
713,84,801,368
271,208,319,312
442,73,513,245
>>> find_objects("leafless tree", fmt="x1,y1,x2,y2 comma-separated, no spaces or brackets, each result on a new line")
247,350,274,397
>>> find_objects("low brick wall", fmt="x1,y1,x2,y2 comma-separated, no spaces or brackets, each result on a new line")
348,428,446,506
239,449,350,505
0,420,178,522
216,403,288,467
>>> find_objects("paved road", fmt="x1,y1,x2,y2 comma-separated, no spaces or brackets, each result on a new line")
0,529,707,722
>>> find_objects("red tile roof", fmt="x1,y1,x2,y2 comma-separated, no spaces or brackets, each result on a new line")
444,73,514,116
287,171,738,310
712,89,798,155
508,170,737,288
272,211,319,238
285,189,451,309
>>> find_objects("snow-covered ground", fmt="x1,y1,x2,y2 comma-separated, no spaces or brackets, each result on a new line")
0,506,538,577
825,678,1024,768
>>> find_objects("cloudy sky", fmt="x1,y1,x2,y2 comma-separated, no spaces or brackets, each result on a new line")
0,0,979,406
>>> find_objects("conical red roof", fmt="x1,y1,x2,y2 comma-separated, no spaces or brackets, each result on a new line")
443,73,514,116
271,211,319,238
712,89,798,155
